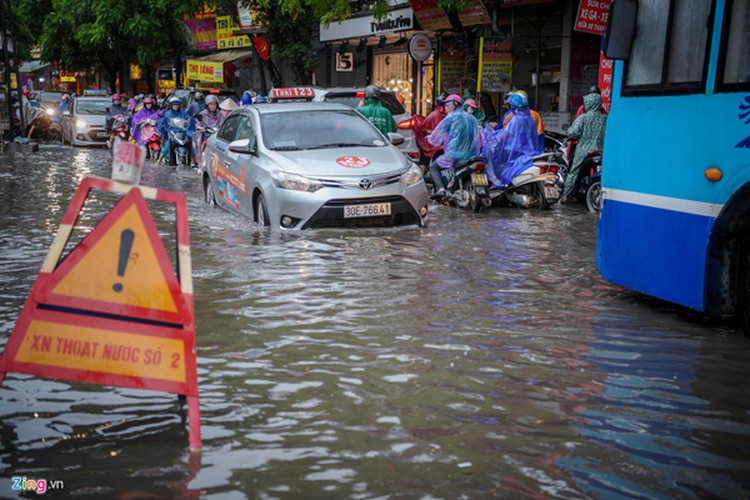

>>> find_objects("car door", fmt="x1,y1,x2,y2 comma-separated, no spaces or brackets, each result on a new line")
62,97,74,142
225,114,259,219
209,114,242,212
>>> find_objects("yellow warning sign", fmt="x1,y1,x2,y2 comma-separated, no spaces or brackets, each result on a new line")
51,204,178,313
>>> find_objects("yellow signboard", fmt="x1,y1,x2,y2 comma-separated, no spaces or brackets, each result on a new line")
216,15,251,50
186,60,223,83
10,73,17,89
60,71,76,83
130,64,143,80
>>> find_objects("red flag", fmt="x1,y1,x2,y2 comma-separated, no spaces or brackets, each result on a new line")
253,35,270,61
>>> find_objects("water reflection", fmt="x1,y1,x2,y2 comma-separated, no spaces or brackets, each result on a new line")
1,145,749,497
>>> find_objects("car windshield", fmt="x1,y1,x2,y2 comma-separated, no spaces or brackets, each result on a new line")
324,93,406,115
77,100,110,115
261,110,386,151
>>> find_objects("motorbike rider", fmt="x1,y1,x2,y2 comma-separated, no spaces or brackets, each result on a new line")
194,94,224,167
106,93,129,133
240,90,254,107
414,93,447,174
498,90,545,151
159,96,195,166
463,98,484,125
561,89,607,203
426,94,483,200
482,92,540,189
356,85,397,136
52,94,70,124
219,97,238,119
127,94,143,113
21,89,43,139
131,96,160,147
187,91,206,117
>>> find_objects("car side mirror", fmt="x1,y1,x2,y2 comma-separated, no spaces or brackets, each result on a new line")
228,137,257,155
603,0,637,60
63,111,70,116
387,132,405,146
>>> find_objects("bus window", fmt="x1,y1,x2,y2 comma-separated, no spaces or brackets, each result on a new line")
625,0,712,92
722,0,750,85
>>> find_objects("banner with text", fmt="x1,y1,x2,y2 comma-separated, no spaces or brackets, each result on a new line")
186,60,223,83
575,0,611,34
216,15,252,50
478,37,513,93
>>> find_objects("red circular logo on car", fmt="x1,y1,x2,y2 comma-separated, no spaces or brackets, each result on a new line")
336,156,370,168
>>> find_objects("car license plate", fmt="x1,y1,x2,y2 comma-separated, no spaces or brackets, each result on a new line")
343,202,392,218
96,132,108,138
471,173,489,186
544,185,559,199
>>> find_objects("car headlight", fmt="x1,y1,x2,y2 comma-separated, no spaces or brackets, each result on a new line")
271,170,323,192
399,164,423,186
76,120,89,129
45,108,55,116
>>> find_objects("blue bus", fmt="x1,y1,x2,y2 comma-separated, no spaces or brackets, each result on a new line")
598,1,750,330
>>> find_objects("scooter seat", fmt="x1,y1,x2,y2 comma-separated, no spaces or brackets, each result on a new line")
454,156,485,170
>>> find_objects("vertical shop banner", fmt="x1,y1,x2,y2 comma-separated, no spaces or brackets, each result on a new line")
437,37,465,94
129,64,142,80
477,37,513,93
599,51,614,113
216,15,252,49
575,0,611,34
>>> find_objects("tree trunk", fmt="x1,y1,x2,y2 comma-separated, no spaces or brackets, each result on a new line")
445,9,478,89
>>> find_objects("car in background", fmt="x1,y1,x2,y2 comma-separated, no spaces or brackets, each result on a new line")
61,96,111,146
200,98,428,230
36,91,65,121
314,87,420,161
163,88,240,111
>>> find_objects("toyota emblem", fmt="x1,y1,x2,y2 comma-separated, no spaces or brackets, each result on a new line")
359,179,373,190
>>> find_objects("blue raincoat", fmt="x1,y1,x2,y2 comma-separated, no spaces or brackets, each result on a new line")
427,109,483,172
483,106,540,187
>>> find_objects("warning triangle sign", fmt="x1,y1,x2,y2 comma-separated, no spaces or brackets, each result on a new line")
36,189,189,324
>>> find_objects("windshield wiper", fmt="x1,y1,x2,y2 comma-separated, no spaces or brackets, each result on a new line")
305,142,376,150
272,146,303,151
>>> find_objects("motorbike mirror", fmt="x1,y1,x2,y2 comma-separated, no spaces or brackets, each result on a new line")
387,132,405,146
195,114,203,122
228,137,256,155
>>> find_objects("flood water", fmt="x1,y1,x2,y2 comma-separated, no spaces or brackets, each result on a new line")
1,145,750,498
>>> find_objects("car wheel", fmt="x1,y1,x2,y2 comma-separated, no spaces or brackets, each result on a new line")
255,192,270,227
204,177,217,206
585,180,602,213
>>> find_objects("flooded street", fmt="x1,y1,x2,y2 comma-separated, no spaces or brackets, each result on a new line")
1,145,750,498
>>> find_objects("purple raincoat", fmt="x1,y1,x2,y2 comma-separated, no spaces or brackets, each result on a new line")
482,106,540,187
427,109,483,172
131,107,160,146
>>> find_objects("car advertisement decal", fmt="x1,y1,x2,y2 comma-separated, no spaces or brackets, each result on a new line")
336,156,371,168
211,153,247,210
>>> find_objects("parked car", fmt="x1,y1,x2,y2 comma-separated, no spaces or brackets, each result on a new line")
200,100,429,230
61,96,111,146
313,87,420,160
163,88,240,111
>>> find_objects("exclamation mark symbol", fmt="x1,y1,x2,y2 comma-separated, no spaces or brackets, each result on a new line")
113,229,135,293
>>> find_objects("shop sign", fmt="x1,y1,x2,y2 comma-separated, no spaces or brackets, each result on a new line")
10,73,17,89
575,0,611,34
130,64,142,80
158,80,176,94
216,15,252,50
409,33,432,62
599,51,613,113
320,6,413,42
437,37,465,94
182,15,217,50
410,0,489,32
478,37,512,93
237,1,263,31
60,71,76,83
186,60,223,83
336,52,354,72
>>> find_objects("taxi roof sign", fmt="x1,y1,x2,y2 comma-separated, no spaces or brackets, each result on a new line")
269,87,316,101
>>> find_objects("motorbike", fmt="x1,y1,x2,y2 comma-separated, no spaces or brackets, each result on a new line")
488,160,561,210
434,155,493,213
567,149,603,213
166,117,192,166
26,113,62,142
137,118,162,160
107,114,130,149
194,122,218,172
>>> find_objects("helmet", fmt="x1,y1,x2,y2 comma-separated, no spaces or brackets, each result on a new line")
365,85,381,99
61,94,70,102
514,89,529,98
219,98,238,111
136,94,144,100
240,91,253,106
444,94,462,105
142,97,155,105
205,94,219,105
22,89,31,96
509,93,528,109
254,95,267,104
587,85,601,95
464,98,478,109
194,91,204,100
169,96,181,106
112,93,121,101
435,93,447,106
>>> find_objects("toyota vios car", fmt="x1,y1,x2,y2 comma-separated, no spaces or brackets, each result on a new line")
200,100,429,230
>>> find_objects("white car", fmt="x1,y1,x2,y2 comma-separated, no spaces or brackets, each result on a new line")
61,96,111,146
201,98,429,230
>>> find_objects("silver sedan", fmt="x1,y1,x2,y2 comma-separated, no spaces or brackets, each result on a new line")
200,102,429,230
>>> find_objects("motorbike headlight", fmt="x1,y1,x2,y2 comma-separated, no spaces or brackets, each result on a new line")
45,108,55,116
399,164,424,186
76,120,89,129
271,170,323,193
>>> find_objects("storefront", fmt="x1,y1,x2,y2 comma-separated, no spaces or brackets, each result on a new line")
185,48,255,90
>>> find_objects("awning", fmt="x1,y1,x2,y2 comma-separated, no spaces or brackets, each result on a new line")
186,49,254,83
19,60,52,73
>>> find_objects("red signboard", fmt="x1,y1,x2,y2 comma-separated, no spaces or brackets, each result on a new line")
0,177,201,449
599,51,614,113
575,0,611,35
